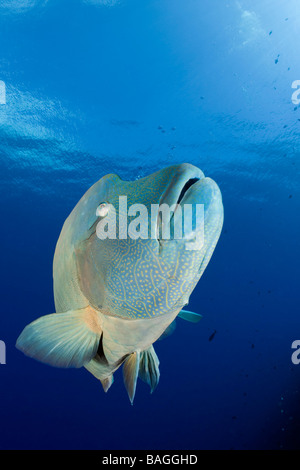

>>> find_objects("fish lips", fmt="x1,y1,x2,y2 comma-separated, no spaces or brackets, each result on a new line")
157,163,205,208
156,164,223,246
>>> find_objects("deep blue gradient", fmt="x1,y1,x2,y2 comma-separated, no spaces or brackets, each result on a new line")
0,0,299,450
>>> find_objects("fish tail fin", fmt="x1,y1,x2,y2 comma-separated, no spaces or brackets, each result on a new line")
16,307,101,368
123,350,140,405
139,345,160,394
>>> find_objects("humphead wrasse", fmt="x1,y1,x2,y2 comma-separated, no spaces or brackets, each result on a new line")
16,163,223,403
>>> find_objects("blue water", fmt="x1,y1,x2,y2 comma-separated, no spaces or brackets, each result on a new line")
0,0,300,450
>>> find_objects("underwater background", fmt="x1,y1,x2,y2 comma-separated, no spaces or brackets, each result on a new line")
0,0,299,450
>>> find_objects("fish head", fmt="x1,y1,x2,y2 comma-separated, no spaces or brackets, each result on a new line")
74,163,224,319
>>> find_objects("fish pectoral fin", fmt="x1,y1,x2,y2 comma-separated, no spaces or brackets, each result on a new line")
178,310,203,323
16,307,101,369
139,345,160,393
123,350,140,405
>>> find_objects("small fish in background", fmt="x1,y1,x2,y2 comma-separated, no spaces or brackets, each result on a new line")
16,163,223,403
209,330,217,342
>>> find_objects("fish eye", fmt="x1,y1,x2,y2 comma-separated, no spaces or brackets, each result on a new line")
96,202,110,217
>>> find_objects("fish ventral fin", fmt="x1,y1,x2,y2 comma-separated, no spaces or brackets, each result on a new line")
178,310,203,323
84,355,115,393
139,345,160,393
101,375,114,393
123,350,140,405
16,307,102,368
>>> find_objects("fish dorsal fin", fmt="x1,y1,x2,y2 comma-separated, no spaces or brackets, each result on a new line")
139,346,160,393
16,307,101,368
123,351,140,404
178,310,203,323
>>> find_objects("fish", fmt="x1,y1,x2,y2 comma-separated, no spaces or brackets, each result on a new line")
209,330,217,342
16,163,224,403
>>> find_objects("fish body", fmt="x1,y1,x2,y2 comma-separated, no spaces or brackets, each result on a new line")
16,163,223,402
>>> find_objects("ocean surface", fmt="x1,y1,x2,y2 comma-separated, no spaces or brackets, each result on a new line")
0,0,299,450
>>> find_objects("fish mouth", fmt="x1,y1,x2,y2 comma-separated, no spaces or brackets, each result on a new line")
176,177,201,205
155,164,205,242
158,163,205,208
156,163,222,244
